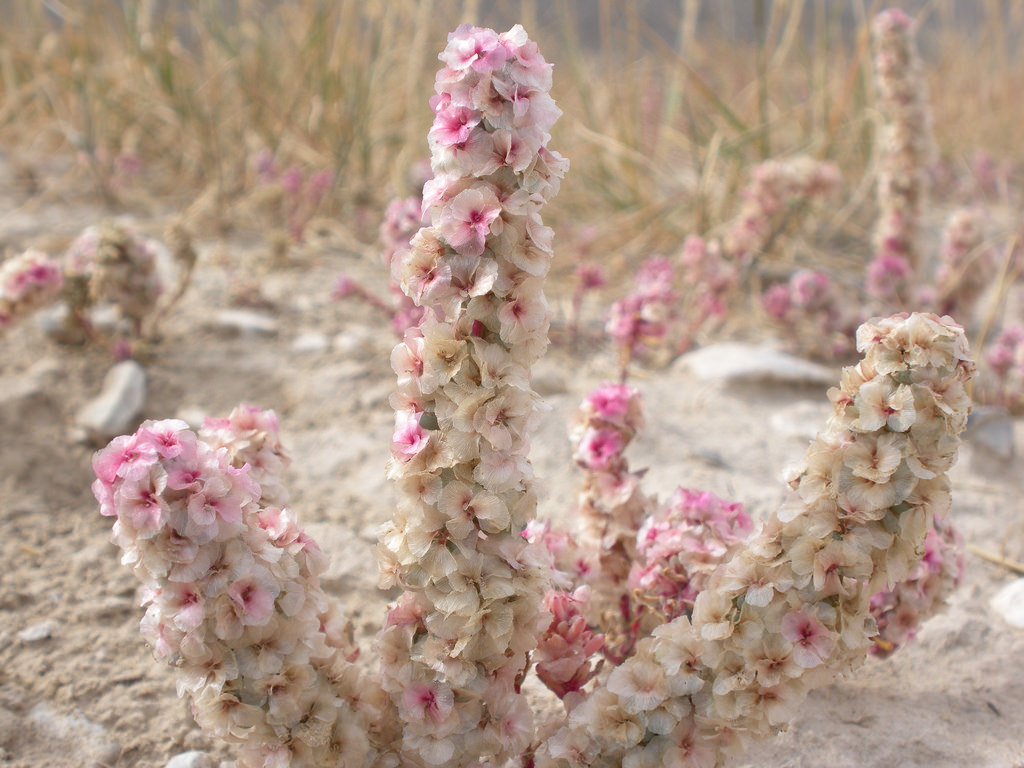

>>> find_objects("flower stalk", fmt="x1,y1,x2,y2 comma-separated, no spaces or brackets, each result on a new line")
375,23,567,767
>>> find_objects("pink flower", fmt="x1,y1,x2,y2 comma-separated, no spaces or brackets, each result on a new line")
185,471,246,539
281,166,303,196
401,680,455,724
161,582,207,632
780,609,833,668
430,106,481,147
441,24,506,73
575,427,623,472
439,186,502,257
790,270,831,308
586,383,634,423
136,421,190,460
92,432,154,487
391,413,430,461
761,284,791,320
226,570,278,627
575,262,606,291
866,253,912,302
119,475,170,538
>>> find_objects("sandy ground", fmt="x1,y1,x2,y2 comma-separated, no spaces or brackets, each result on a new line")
2,159,1024,768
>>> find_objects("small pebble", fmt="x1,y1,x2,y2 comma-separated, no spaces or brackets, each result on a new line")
17,621,54,643
213,309,278,336
990,578,1024,628
674,342,836,386
292,331,329,354
165,751,214,768
75,360,147,442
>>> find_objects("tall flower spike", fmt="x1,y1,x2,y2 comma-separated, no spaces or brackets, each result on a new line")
376,23,567,767
535,313,974,768
869,9,934,302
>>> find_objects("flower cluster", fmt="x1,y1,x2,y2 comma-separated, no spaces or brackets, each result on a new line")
92,418,390,768
675,235,736,353
870,513,965,656
65,222,164,338
535,313,974,768
605,257,678,372
868,8,933,304
200,404,292,509
983,325,1024,412
629,488,753,625
761,269,852,360
932,207,993,321
568,383,652,657
535,587,606,702
865,247,914,306
723,156,841,263
375,23,567,767
0,249,63,330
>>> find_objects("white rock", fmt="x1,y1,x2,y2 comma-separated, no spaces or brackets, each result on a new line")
990,578,1024,628
213,309,278,335
292,331,329,354
76,360,146,442
673,342,836,386
165,751,214,768
28,702,119,766
17,620,54,642
89,305,121,333
35,304,70,337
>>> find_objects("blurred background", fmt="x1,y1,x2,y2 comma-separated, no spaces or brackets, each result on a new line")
0,0,1020,283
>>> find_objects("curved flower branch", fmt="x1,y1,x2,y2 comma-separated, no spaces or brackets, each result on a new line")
535,313,974,767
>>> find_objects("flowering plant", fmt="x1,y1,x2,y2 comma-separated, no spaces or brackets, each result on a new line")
0,249,64,331
866,8,933,308
93,24,975,768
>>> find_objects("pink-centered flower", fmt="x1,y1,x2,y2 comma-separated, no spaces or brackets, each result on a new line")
780,610,833,668
441,24,506,73
429,106,481,147
226,571,278,627
402,680,455,724
439,186,502,257
575,427,624,472
391,413,430,462
586,383,634,423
